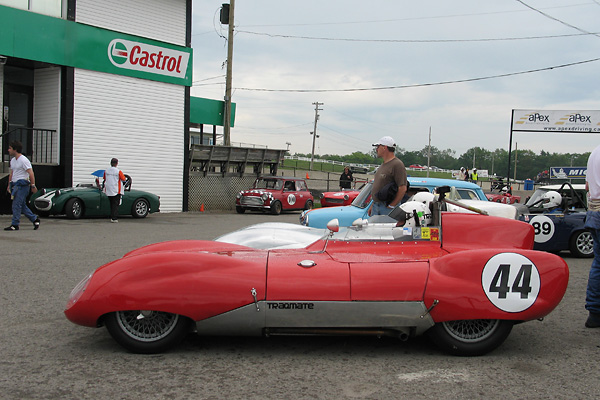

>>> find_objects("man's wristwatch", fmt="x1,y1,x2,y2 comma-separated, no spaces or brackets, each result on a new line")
31,184,36,187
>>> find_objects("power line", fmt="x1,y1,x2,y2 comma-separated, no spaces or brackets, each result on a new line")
515,0,600,38
235,57,600,93
238,3,593,28
236,30,598,43
192,74,226,84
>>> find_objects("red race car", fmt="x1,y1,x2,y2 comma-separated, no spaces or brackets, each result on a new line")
320,188,362,207
65,198,568,356
486,192,521,204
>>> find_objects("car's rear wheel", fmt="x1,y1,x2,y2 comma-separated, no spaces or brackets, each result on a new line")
235,206,246,214
569,230,594,258
270,200,282,215
65,198,84,219
132,198,149,218
427,319,513,356
104,310,191,354
304,199,314,210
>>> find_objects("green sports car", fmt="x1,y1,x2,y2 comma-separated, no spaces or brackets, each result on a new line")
29,175,160,219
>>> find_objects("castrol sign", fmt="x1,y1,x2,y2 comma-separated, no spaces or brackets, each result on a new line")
108,39,190,80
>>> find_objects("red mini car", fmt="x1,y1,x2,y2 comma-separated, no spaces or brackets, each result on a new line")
235,176,313,215
65,201,569,356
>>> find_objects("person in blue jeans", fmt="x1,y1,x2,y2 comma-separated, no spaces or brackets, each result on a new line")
4,141,40,231
585,144,600,328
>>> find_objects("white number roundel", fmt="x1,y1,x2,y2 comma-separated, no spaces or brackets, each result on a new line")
482,253,540,313
528,215,555,243
287,194,296,205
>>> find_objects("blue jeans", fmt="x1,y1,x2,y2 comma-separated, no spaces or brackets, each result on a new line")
10,180,37,226
585,210,600,314
371,201,391,216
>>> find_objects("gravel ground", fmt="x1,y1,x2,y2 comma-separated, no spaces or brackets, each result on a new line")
1,211,598,400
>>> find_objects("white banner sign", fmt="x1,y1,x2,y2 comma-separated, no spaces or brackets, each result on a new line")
512,110,600,133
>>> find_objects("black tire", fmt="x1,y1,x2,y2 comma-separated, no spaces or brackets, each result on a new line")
104,311,191,354
270,200,282,215
235,206,246,214
65,198,84,219
132,198,149,218
304,199,314,210
569,230,594,258
427,319,513,356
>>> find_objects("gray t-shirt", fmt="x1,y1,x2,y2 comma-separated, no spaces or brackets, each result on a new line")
371,157,407,204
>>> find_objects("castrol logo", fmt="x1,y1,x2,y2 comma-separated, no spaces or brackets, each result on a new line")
108,39,190,79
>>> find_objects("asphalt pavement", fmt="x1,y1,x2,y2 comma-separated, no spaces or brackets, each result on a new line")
1,211,599,400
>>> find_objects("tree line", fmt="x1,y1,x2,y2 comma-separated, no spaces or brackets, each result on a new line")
293,146,591,181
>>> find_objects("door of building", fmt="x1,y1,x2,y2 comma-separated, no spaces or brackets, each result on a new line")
3,83,34,161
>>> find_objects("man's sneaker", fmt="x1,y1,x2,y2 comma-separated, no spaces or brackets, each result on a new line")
33,218,40,230
4,225,19,231
111,219,118,223
585,313,600,328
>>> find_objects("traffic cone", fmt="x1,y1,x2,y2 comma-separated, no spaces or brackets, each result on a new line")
200,203,205,212
306,173,310,179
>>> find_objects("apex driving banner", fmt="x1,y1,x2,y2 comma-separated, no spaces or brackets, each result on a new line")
512,110,600,133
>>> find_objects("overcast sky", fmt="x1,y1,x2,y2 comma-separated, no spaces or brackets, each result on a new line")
191,1,600,157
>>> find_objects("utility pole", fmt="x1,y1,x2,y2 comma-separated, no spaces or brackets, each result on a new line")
310,102,323,170
426,127,431,178
223,0,235,146
513,142,518,185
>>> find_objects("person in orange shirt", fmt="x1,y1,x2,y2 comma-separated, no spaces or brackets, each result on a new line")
103,158,126,223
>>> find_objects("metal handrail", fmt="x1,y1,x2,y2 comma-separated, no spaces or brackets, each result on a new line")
2,127,58,165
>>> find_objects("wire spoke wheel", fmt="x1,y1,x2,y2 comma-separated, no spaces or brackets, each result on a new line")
116,310,179,342
105,310,190,353
427,319,513,356
441,319,499,343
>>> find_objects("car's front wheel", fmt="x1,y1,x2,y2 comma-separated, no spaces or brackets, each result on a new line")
104,310,191,354
569,230,594,258
270,200,282,215
132,198,150,218
65,198,84,219
235,206,246,214
304,199,314,210
427,319,513,356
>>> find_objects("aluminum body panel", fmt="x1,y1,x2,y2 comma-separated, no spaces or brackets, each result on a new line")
194,301,434,336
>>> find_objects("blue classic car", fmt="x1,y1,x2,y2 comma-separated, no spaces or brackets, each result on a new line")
515,183,592,258
300,177,489,228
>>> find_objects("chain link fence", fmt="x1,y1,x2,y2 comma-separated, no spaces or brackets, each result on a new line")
188,169,370,212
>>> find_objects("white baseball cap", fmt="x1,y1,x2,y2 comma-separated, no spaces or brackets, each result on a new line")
372,136,396,148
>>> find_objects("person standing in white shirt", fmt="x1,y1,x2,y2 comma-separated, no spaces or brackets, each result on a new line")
4,141,40,231
103,158,126,223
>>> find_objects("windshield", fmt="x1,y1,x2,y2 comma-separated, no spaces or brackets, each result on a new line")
526,185,587,211
525,189,546,208
254,178,282,190
454,188,484,200
351,182,373,208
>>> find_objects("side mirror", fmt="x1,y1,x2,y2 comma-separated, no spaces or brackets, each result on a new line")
326,218,340,233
